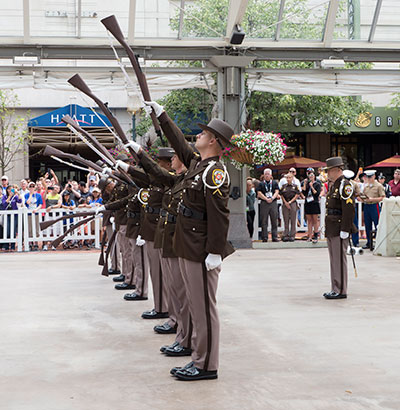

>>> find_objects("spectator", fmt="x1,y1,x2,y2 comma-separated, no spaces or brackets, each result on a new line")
61,191,76,211
43,184,62,251
19,179,29,204
87,170,99,193
25,182,43,251
78,181,90,204
377,173,391,198
246,178,256,238
302,170,321,243
1,175,8,196
280,173,300,242
388,169,400,197
1,184,22,251
90,187,103,206
279,167,301,190
61,181,81,204
256,168,279,242
35,179,47,209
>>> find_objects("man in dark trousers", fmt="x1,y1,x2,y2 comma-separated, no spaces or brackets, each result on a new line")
256,168,280,242
144,100,234,381
323,157,357,300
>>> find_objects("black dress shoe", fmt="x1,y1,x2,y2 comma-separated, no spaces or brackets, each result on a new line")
262,239,268,242
170,361,194,376
324,292,347,299
161,341,179,353
323,290,333,297
164,343,192,357
141,309,169,319
362,244,370,249
282,237,289,242
272,238,279,242
154,322,177,334
124,292,148,301
174,366,218,381
115,283,136,290
113,274,125,283
108,269,121,275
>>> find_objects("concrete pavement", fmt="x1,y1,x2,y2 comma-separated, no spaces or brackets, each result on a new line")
0,249,399,410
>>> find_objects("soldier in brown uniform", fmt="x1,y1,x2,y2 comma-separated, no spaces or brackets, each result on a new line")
144,101,234,381
116,150,173,319
323,157,357,300
124,141,193,355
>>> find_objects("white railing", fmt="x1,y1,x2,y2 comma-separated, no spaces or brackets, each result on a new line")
252,198,365,240
0,208,101,252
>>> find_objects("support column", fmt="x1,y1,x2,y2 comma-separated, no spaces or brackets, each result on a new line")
217,66,251,248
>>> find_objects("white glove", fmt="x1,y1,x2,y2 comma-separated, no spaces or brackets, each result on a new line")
205,253,222,271
340,231,349,239
103,167,113,176
115,160,129,172
124,140,142,154
95,205,105,215
144,101,164,118
136,235,145,246
110,216,115,224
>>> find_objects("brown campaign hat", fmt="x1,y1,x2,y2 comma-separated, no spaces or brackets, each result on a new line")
198,118,234,148
157,147,175,159
98,175,114,191
323,156,345,170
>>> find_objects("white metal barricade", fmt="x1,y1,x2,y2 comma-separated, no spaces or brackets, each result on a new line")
0,208,101,252
252,198,365,241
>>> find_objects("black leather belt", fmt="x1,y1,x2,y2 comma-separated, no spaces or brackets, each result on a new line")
127,211,140,219
145,205,161,214
178,203,206,220
167,214,177,223
327,209,342,215
160,209,168,217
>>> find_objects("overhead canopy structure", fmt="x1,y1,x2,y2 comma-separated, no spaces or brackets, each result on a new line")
267,155,326,170
366,155,400,169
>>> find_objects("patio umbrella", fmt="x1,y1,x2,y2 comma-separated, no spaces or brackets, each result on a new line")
267,155,326,170
366,155,400,168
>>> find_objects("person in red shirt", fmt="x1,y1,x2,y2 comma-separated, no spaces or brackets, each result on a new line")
388,169,400,197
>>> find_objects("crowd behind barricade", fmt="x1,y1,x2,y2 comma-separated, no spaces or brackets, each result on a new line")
0,169,104,252
246,166,400,248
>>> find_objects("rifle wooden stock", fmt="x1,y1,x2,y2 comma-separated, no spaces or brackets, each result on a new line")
100,15,163,143
39,210,96,231
62,115,137,187
51,215,96,248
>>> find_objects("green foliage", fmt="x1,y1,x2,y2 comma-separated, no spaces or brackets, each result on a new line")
0,90,30,175
167,0,373,136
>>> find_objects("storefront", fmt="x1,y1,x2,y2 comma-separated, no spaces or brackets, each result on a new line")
28,104,116,183
282,107,400,172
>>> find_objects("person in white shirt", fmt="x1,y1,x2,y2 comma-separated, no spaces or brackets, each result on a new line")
19,179,29,205
279,167,301,190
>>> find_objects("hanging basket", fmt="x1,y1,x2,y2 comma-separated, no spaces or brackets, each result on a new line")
230,148,254,165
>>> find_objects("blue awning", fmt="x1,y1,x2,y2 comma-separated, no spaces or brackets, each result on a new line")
28,104,112,128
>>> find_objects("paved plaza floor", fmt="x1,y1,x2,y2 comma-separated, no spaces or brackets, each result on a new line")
0,248,399,410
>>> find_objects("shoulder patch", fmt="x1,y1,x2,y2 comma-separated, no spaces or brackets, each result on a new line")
138,188,150,205
212,168,225,186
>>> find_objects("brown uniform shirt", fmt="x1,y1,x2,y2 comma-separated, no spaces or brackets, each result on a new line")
105,183,130,229
280,183,300,202
158,111,234,263
363,180,385,204
325,175,357,238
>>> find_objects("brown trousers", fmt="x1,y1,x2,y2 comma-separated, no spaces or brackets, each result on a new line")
117,225,134,284
327,236,349,295
132,242,149,298
159,252,177,328
144,241,168,313
179,258,220,371
282,202,297,239
105,224,120,272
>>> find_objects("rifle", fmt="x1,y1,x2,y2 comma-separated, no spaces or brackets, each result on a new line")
42,145,125,185
62,115,138,188
39,210,96,231
101,14,164,145
51,215,96,248
67,74,141,160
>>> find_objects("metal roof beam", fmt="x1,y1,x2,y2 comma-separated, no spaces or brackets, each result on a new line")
368,0,383,43
322,0,340,47
226,0,249,39
128,0,137,44
274,0,286,41
177,0,185,40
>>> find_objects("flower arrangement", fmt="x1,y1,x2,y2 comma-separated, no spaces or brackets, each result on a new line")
222,129,287,169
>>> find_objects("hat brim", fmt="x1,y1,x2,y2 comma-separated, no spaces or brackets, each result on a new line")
198,123,234,148
322,163,344,171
